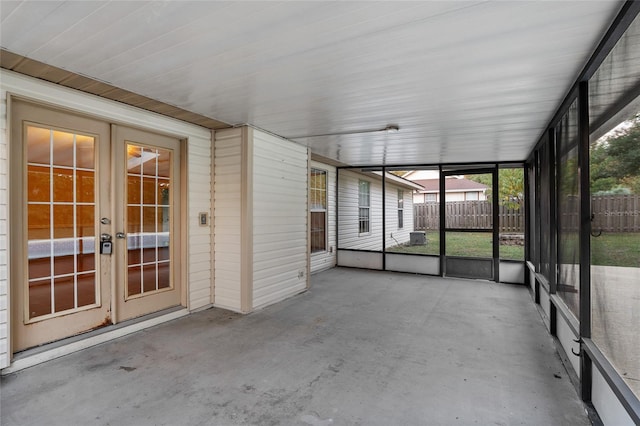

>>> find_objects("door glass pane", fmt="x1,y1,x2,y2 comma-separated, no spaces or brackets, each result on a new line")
28,279,52,318
77,273,96,306
75,134,95,169
52,130,74,167
26,126,98,319
54,276,75,312
76,170,95,203
27,126,51,164
157,149,171,178
53,168,73,202
158,262,170,289
127,266,142,297
27,165,50,202
126,143,172,297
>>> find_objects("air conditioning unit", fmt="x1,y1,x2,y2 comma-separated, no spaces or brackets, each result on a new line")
410,231,426,246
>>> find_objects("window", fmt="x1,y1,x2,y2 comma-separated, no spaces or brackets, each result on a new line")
465,191,479,201
397,190,404,229
358,180,370,233
310,169,327,253
425,193,437,202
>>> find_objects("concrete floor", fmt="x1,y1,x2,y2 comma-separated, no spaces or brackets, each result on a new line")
1,268,589,426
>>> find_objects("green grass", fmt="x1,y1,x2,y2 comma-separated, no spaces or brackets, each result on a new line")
557,232,640,267
387,231,640,267
387,231,525,260
591,233,640,267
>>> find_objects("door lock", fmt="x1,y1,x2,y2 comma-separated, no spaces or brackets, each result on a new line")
100,217,111,225
116,232,126,239
100,234,113,255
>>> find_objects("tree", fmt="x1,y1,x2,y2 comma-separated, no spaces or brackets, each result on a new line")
466,169,524,210
590,112,640,194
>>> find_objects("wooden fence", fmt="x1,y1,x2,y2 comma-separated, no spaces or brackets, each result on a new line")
588,195,639,232
414,201,523,232
414,195,640,233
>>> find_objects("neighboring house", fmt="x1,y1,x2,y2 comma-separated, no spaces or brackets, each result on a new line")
337,170,423,252
409,176,488,203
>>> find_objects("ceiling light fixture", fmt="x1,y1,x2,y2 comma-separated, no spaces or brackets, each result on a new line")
286,124,400,140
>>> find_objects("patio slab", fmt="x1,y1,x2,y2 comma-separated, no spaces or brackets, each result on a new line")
1,268,589,425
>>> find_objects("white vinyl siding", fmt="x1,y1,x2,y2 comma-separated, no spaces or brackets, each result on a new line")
188,134,213,311
446,192,465,202
0,89,8,368
252,131,308,309
310,161,336,274
338,170,415,253
338,171,383,250
0,70,214,368
385,186,414,249
213,128,243,312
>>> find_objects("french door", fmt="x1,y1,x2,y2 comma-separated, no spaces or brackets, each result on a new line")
11,99,183,352
113,125,182,321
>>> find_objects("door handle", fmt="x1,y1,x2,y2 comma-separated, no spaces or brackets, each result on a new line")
116,232,126,239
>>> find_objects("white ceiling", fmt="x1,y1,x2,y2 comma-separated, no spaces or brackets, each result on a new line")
0,1,623,166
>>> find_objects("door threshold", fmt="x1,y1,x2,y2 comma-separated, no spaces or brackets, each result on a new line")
2,307,189,375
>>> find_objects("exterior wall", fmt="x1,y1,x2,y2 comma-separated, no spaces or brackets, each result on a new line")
310,161,336,274
0,88,8,367
385,185,414,249
338,170,414,252
403,170,439,180
445,191,467,202
0,70,214,367
413,190,485,203
252,130,308,309
413,193,428,204
213,128,243,312
337,170,383,251
188,132,214,311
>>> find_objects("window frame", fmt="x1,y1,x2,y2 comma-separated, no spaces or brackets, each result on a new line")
397,189,404,229
310,168,328,253
358,180,370,234
465,191,479,201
